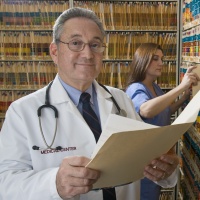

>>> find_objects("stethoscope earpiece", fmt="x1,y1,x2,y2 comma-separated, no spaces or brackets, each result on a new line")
32,145,40,150
55,146,62,150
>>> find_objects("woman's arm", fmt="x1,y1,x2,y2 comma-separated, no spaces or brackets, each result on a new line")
140,66,199,118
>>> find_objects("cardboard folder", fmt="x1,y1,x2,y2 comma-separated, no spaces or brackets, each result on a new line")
192,66,200,97
86,91,200,189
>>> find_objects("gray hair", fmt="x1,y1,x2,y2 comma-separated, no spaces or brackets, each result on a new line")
52,7,105,43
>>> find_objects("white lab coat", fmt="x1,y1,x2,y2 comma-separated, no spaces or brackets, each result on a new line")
0,75,177,200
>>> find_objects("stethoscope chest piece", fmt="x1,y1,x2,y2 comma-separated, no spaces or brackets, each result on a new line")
119,109,127,117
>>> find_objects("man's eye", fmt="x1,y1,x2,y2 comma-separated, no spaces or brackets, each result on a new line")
91,43,100,48
71,41,83,46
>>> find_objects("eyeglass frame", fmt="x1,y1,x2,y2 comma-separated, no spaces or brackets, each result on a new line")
56,39,106,53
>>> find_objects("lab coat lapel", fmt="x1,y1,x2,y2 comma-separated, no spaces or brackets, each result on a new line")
48,76,115,132
48,75,83,119
49,75,71,104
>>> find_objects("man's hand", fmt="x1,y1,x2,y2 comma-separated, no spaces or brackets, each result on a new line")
143,151,179,182
56,156,100,199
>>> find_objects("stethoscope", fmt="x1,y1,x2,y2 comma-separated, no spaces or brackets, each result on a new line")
32,81,127,151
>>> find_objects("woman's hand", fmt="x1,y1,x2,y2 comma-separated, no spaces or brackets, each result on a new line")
180,66,200,89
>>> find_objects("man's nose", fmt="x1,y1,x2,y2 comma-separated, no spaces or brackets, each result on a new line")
81,44,94,59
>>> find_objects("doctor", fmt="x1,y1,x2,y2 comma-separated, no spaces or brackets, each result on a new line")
0,7,179,200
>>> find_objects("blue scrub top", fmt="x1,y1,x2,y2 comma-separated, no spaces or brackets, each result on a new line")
126,82,171,126
126,82,171,200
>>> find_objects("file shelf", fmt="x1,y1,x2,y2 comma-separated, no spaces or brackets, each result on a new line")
179,0,200,199
0,1,182,199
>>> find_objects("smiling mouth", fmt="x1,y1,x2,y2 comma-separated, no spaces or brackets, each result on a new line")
77,63,94,66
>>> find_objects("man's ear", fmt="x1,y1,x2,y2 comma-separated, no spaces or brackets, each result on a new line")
49,42,58,65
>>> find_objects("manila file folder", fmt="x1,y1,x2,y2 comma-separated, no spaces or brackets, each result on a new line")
192,66,200,96
86,90,200,189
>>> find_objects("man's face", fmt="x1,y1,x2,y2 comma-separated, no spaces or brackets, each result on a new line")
50,17,104,90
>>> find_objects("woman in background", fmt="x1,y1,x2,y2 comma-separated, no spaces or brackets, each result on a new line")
125,43,199,200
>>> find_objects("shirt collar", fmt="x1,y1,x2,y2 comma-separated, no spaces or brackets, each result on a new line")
58,76,95,106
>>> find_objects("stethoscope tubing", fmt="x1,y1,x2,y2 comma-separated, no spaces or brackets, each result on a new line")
38,116,58,150
33,81,127,150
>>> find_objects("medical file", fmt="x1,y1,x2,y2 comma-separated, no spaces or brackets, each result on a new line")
86,90,200,189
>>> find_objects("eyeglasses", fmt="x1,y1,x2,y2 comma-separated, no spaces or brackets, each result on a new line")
56,39,106,53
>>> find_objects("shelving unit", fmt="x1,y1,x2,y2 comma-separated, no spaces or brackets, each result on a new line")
0,5,181,199
73,0,180,90
179,123,200,199
178,0,200,199
0,1,181,200
0,1,183,199
0,0,69,128
0,1,181,127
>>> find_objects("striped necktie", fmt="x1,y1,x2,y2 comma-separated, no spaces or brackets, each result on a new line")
80,92,116,200
80,92,101,142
